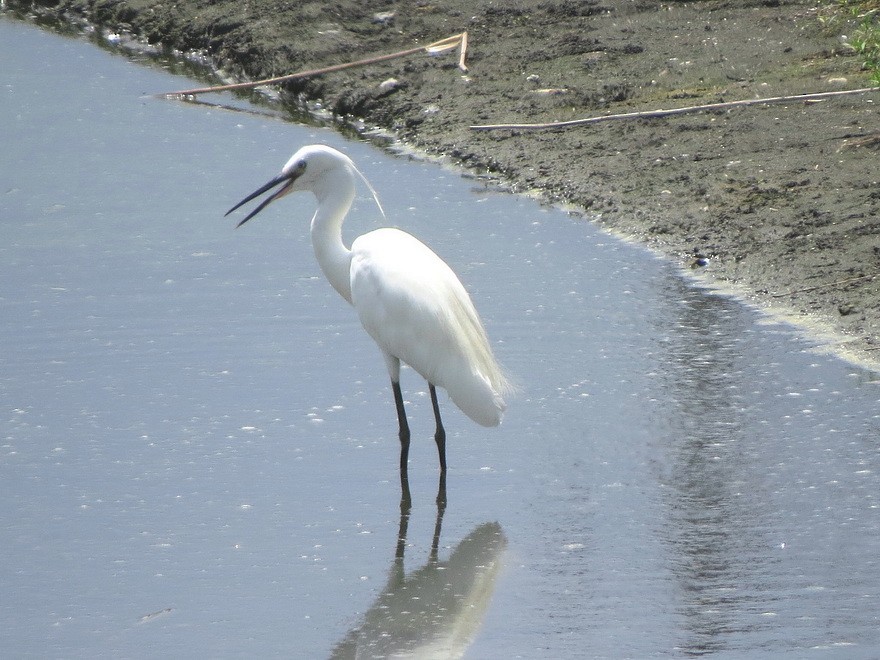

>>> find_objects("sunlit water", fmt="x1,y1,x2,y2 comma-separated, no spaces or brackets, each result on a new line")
2,16,879,659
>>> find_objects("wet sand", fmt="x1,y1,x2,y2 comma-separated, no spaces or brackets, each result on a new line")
11,0,880,370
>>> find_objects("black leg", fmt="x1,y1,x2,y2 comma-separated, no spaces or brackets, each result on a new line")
430,471,448,562
429,383,447,473
392,380,410,476
396,471,412,559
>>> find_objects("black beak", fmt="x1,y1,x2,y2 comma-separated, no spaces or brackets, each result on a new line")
225,171,296,228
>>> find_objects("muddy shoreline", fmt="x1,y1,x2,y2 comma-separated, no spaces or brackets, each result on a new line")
9,0,880,371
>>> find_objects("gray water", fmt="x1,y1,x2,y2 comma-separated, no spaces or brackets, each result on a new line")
2,16,879,659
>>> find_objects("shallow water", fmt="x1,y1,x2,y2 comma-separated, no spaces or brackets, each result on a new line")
2,16,879,659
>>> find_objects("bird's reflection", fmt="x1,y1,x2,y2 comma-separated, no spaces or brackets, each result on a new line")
330,474,507,659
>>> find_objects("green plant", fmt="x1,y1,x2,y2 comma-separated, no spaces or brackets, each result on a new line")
822,0,880,84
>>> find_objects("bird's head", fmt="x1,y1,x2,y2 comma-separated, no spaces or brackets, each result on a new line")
225,144,359,228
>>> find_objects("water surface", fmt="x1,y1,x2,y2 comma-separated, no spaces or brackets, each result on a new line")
2,16,879,658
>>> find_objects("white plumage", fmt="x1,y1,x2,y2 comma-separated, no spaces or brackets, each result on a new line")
351,227,507,427
226,144,510,474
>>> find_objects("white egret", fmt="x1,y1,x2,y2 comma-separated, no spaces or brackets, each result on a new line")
225,144,510,474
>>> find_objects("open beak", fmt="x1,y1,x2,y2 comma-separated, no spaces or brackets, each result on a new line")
225,171,297,228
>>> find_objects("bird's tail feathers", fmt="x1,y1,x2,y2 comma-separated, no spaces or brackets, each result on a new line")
449,369,507,427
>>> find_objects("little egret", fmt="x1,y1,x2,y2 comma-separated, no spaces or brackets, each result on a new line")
225,145,510,474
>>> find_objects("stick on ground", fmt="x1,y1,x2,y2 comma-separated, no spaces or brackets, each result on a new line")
158,32,468,98
470,87,878,131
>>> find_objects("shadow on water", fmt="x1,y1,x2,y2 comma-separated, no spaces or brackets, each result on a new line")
330,475,507,659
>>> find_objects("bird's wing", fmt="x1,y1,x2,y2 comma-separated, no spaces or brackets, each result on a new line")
349,228,507,400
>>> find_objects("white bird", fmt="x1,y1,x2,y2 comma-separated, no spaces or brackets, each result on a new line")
226,144,510,474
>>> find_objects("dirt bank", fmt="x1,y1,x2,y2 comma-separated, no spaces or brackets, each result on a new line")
10,0,880,370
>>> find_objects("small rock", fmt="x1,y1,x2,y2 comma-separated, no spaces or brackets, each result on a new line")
372,12,395,26
378,78,401,93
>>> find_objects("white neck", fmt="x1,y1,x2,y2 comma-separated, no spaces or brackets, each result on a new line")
310,166,355,304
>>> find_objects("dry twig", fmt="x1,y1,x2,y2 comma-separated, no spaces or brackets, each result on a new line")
772,272,878,298
470,87,878,131
158,32,469,98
